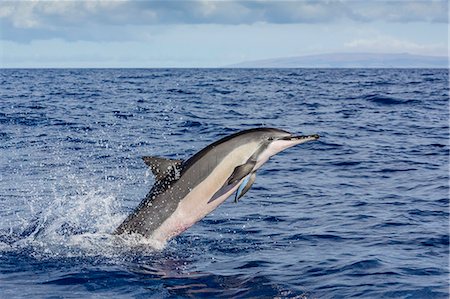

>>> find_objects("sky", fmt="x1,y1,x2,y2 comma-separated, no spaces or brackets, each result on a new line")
0,0,448,68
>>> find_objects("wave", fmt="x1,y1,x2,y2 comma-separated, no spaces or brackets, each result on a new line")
362,94,418,105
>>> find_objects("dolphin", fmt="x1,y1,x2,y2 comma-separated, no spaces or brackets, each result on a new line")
114,128,319,244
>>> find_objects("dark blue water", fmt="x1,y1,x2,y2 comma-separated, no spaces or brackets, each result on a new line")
0,68,448,298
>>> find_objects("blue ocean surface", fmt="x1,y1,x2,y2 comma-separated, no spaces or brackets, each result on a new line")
0,68,448,298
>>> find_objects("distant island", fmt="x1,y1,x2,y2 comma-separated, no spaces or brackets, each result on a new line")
227,53,448,68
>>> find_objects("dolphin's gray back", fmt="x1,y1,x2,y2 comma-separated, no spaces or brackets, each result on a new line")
115,129,280,237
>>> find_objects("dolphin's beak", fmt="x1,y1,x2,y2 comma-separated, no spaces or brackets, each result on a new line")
270,134,320,153
290,134,320,141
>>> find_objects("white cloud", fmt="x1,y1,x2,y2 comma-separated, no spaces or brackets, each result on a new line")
352,0,448,23
344,35,447,56
0,0,446,45
0,1,447,28
1,2,41,29
0,1,447,43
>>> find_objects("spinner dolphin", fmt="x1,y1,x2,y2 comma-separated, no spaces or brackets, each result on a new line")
115,128,319,244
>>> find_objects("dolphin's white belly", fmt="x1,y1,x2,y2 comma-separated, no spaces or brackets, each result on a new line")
149,179,242,243
150,144,257,243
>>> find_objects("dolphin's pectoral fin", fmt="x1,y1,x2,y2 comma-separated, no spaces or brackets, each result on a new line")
142,156,184,181
208,160,256,204
235,172,256,203
208,183,235,203
227,160,256,185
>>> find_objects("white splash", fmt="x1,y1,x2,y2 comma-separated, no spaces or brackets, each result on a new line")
1,176,166,259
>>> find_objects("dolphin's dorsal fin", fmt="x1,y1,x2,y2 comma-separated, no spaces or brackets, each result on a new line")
142,156,183,181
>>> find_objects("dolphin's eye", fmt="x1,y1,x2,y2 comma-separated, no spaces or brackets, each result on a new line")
267,137,274,141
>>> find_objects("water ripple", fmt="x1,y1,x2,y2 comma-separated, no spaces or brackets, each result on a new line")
0,68,448,299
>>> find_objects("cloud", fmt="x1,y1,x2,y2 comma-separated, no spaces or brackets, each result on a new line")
350,1,448,23
344,35,447,56
0,1,447,42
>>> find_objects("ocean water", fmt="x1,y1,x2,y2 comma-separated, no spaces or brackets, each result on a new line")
0,68,448,298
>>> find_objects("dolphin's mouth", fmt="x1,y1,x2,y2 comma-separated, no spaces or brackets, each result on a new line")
284,134,320,141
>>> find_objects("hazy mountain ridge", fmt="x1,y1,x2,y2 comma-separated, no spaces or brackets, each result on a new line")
228,53,448,68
